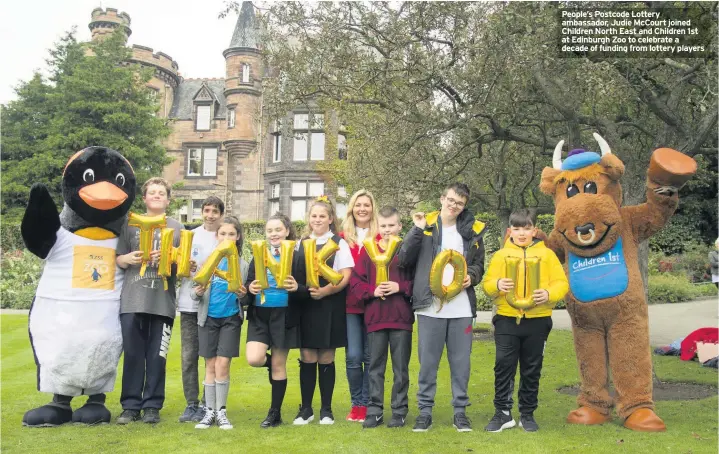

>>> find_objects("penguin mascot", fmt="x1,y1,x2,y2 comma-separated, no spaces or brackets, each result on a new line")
21,146,136,427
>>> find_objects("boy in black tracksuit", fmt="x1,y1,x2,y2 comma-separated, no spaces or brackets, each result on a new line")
115,178,181,424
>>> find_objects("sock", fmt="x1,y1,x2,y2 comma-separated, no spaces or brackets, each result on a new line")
318,362,336,410
215,380,230,410
271,379,288,411
299,360,317,409
204,382,216,410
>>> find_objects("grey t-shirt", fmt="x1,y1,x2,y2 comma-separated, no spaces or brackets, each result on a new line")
116,217,183,319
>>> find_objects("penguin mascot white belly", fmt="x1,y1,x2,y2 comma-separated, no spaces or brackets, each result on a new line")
22,146,136,427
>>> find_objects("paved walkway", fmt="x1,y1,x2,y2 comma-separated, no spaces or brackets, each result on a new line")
3,298,717,347
475,297,718,346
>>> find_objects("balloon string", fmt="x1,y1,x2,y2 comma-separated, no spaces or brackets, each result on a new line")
139,262,147,277
260,291,265,305
162,276,168,291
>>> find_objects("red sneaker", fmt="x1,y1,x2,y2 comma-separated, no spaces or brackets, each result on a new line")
357,406,367,422
346,406,361,422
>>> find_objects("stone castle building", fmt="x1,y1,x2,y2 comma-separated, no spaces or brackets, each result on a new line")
88,2,348,223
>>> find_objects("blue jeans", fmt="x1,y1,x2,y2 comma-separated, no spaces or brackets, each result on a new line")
346,313,370,407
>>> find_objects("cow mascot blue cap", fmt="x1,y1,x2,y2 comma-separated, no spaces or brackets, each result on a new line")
21,146,136,427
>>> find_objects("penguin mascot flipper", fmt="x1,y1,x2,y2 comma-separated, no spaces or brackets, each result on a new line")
22,147,135,428
22,183,61,259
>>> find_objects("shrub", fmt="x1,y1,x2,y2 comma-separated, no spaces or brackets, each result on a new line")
0,250,43,309
647,273,713,304
647,242,712,283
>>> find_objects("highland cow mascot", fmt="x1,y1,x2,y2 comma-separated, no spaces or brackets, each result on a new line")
21,147,136,427
540,134,696,432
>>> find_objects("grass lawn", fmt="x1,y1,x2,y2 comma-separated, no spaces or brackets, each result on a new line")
1,314,717,454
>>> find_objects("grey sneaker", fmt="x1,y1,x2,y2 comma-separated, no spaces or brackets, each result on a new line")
116,409,141,425
191,405,206,422
142,408,160,424
453,413,473,432
485,410,516,432
179,404,198,423
195,408,216,429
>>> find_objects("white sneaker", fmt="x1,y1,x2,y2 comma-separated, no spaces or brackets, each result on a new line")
194,408,215,429
216,409,233,430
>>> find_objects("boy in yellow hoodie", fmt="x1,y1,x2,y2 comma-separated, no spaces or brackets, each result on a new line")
482,209,568,433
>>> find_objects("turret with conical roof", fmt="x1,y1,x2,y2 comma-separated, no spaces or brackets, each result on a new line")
222,1,264,216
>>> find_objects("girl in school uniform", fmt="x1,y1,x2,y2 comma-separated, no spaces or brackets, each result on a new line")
339,190,379,422
191,217,248,430
245,212,307,428
293,196,355,426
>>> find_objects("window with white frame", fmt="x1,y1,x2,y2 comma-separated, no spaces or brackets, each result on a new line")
196,105,211,130
192,199,203,221
310,132,325,161
271,119,282,163
187,147,218,177
291,200,306,221
269,200,280,216
308,182,325,197
242,64,251,83
228,108,235,128
290,181,325,221
293,133,308,161
294,113,309,129
268,182,280,216
311,114,324,129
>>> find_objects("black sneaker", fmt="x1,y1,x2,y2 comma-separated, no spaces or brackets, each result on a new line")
142,408,160,424
179,404,199,423
453,413,473,432
387,414,406,428
485,410,516,432
260,408,282,428
519,413,539,432
412,414,432,432
292,405,314,425
116,409,141,425
319,407,335,425
362,413,383,429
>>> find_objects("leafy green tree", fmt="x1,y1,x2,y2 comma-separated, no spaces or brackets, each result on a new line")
1,30,171,220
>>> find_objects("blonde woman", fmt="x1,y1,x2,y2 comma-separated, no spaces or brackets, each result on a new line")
340,190,379,422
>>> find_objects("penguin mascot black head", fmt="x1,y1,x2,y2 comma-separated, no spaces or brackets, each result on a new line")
21,146,136,428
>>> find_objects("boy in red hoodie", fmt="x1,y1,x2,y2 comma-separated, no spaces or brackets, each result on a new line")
350,206,414,429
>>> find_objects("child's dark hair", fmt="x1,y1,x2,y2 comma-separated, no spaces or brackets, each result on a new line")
442,182,470,200
378,206,400,219
509,208,537,228
220,216,244,253
268,212,297,241
202,196,225,215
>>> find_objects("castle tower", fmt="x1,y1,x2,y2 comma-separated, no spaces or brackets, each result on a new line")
88,8,131,43
222,1,264,218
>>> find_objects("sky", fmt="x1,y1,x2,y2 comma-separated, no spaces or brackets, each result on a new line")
0,0,243,105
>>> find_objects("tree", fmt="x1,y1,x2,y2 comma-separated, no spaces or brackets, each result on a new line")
1,30,171,220
233,1,715,231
